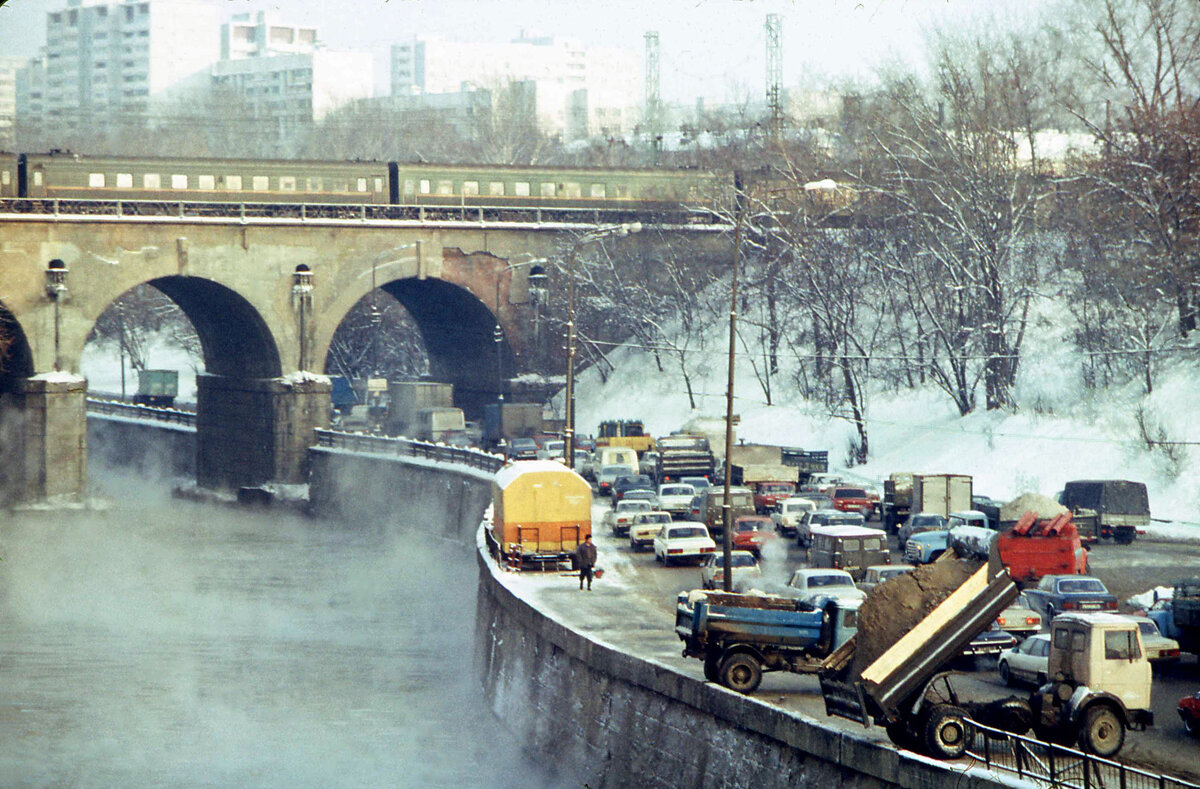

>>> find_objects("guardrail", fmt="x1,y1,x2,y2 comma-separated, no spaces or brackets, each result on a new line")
86,397,196,427
314,429,505,473
965,719,1199,789
0,197,729,230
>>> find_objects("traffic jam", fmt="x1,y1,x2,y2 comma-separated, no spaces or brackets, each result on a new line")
485,419,1200,777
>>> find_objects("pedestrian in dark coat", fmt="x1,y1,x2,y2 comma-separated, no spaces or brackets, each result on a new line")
575,535,597,590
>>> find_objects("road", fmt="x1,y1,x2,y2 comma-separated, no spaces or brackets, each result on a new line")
572,494,1200,784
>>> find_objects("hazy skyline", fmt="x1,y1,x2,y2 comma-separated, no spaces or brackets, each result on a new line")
0,0,1041,103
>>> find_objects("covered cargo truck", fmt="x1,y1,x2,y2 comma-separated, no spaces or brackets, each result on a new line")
134,369,178,407
1059,479,1149,544
415,407,466,443
387,381,453,436
483,402,544,449
911,474,972,519
491,460,591,569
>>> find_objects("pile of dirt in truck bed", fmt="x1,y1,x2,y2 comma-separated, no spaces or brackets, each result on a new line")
999,492,1067,523
850,551,980,678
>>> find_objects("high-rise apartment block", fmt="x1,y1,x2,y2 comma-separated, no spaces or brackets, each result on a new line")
390,31,639,139
0,56,25,148
221,11,317,60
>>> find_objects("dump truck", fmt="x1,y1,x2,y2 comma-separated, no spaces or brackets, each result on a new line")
675,590,860,692
490,460,590,570
1059,480,1149,544
817,545,1153,759
595,419,655,454
655,434,716,484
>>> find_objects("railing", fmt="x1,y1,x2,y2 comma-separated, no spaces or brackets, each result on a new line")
314,428,505,473
0,197,730,229
86,397,196,427
965,720,1199,789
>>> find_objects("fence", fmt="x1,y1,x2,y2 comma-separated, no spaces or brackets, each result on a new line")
86,397,196,427
314,429,505,473
965,720,1199,789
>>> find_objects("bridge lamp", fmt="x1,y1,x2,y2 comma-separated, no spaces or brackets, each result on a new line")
494,257,548,405
292,264,314,371
45,259,69,372
563,222,642,464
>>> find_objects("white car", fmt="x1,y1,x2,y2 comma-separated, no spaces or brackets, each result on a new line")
699,550,762,591
628,511,673,551
537,440,565,461
602,499,654,537
771,496,816,537
1131,616,1181,664
785,568,865,604
653,522,717,567
998,633,1051,687
656,483,696,518
995,592,1043,636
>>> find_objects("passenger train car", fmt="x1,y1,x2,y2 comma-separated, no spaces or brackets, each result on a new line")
0,151,733,216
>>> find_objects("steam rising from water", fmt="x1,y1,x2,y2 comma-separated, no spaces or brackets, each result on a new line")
0,467,559,788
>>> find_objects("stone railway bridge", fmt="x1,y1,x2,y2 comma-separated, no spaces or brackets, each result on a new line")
0,205,728,502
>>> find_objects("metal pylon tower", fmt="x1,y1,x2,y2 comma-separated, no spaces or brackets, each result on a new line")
765,13,783,138
644,31,662,144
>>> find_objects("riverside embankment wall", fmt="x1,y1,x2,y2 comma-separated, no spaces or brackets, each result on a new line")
86,416,1014,789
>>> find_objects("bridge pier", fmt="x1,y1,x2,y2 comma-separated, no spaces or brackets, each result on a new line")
0,375,88,504
195,373,331,490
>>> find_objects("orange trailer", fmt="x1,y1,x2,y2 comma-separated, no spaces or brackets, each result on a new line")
492,460,592,569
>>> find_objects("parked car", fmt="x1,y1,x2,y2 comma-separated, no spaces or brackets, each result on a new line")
612,474,655,504
857,564,915,595
796,509,865,548
829,486,874,518
505,437,539,460
628,511,672,551
897,512,948,550
653,522,717,566
771,496,816,537
1180,691,1200,737
998,634,1051,686
730,515,777,557
1023,574,1118,621
784,568,865,605
995,592,1043,636
620,489,660,509
1131,616,1181,664
699,550,762,591
602,499,654,537
656,482,697,519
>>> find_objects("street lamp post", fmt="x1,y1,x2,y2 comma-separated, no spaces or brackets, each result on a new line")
562,222,642,466
494,256,548,406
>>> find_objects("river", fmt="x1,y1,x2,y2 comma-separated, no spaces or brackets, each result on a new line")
0,469,560,788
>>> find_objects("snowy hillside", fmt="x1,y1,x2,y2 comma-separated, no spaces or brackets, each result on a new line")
570,284,1200,534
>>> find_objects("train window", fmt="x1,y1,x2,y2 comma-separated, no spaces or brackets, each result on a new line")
171,174,188,189
116,173,133,188
33,171,43,187
436,180,453,195
198,175,215,190
226,175,243,190
489,182,504,196
306,177,322,192
419,179,430,194
89,173,106,187
462,181,479,196
374,177,383,193
540,183,556,197
564,182,582,198
514,182,530,196
252,176,269,191
280,176,297,192
1,171,9,185
591,184,606,198
356,178,367,192
143,173,160,189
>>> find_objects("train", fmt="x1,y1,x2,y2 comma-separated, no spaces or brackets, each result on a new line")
0,150,734,218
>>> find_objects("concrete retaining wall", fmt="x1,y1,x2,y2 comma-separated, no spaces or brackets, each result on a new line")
87,414,196,479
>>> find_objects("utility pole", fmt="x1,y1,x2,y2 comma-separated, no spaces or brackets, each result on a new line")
765,13,783,140
644,31,662,157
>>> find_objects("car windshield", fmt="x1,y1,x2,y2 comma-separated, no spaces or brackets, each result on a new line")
808,574,851,587
1058,578,1107,593
1137,621,1159,636
734,521,764,532
511,439,536,449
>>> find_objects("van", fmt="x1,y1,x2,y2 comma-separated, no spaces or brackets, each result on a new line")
589,446,638,481
807,525,890,581
689,486,755,538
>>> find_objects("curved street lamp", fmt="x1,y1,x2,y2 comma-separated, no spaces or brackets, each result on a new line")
494,256,548,405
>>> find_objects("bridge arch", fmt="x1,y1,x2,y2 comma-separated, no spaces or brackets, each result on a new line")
0,302,35,393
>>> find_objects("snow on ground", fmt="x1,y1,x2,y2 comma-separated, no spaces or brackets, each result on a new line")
80,338,201,402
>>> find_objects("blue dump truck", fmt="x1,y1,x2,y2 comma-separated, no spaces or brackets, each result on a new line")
675,590,860,693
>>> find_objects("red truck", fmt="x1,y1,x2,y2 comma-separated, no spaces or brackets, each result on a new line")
751,481,796,514
997,510,1089,585
829,486,874,518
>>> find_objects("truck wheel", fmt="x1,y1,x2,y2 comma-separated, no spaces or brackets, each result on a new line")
703,653,721,682
1078,705,1124,756
923,705,972,759
1114,529,1135,545
719,653,762,694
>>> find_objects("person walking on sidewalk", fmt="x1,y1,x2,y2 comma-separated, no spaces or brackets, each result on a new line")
575,535,597,591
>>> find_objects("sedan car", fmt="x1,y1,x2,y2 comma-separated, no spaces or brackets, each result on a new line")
995,592,1043,636
962,624,1017,660
612,474,656,504
857,564,914,594
505,437,539,460
1131,616,1181,664
628,511,672,551
699,550,762,591
730,515,777,557
998,633,1051,687
656,483,697,518
620,489,660,509
785,568,865,605
602,499,654,537
829,486,874,518
653,522,717,567
679,476,711,493
1179,691,1200,737
596,464,630,496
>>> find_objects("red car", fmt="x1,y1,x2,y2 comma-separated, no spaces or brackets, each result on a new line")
1180,691,1200,737
830,486,874,518
752,481,796,514
731,515,777,557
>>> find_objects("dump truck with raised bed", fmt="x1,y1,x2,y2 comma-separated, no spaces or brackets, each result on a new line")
817,544,1153,759
675,590,860,693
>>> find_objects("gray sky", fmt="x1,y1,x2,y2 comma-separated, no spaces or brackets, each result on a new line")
0,0,1041,102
